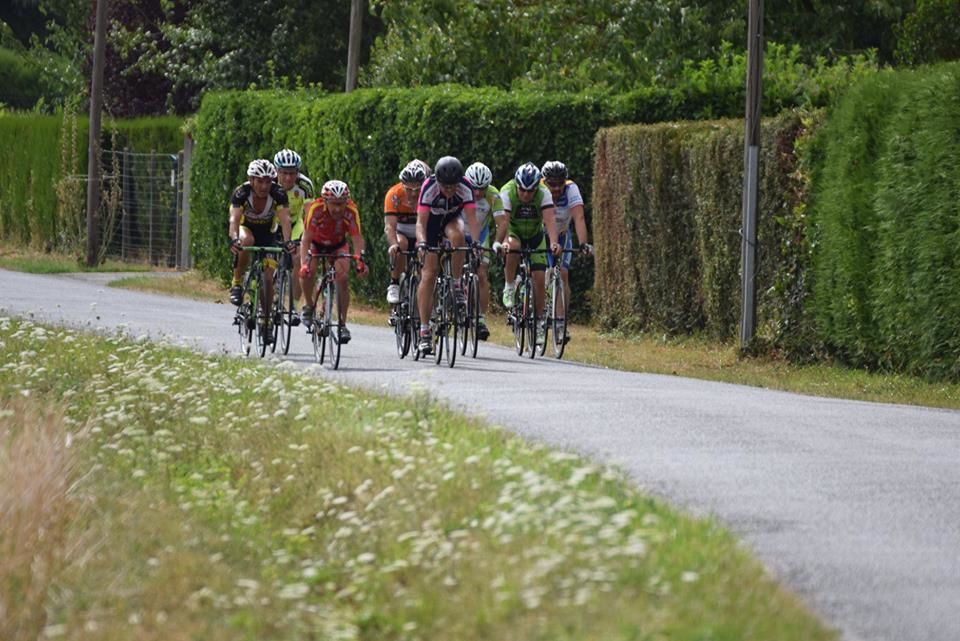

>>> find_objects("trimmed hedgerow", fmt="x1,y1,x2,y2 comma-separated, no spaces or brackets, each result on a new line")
592,112,808,343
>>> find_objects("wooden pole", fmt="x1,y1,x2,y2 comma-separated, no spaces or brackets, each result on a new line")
345,0,363,92
740,0,764,349
85,0,108,266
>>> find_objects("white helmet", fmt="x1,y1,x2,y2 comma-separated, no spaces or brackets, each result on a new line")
465,162,493,190
273,148,302,169
399,160,427,184
321,179,350,200
247,158,277,179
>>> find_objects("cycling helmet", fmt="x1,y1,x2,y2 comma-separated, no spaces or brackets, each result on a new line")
434,156,464,186
321,179,350,200
414,158,433,177
541,160,568,182
514,162,541,191
399,160,427,184
273,148,302,169
247,159,277,179
465,162,493,190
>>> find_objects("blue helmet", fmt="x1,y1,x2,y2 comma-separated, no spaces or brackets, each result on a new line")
514,162,541,190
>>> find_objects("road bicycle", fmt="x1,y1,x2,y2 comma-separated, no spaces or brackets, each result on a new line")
233,245,284,358
459,245,491,359
414,242,461,367
305,251,361,370
541,248,582,359
504,247,549,359
389,248,421,360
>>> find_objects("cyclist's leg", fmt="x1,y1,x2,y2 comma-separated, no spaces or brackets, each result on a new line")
232,226,255,283
444,215,466,280
334,246,351,325
528,233,549,317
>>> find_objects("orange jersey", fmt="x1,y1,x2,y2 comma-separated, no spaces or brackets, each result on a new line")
383,182,418,225
304,198,363,246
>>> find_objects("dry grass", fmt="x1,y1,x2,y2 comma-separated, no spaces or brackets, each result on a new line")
0,399,77,641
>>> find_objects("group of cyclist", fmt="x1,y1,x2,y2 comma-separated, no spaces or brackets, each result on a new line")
226,150,592,354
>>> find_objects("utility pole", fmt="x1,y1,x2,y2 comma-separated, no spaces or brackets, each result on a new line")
740,0,763,349
85,0,108,267
345,0,363,92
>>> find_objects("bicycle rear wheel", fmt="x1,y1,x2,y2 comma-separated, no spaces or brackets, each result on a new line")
433,280,445,365
409,274,422,361
551,271,568,359
325,281,341,370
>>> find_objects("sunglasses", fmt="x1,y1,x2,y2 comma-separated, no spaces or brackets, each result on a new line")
546,181,565,189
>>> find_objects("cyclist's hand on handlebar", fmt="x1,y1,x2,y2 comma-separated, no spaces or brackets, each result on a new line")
299,263,311,279
550,241,562,256
284,239,298,254
355,255,369,277
491,240,504,255
416,241,428,258
388,243,400,257
579,242,594,256
228,237,242,255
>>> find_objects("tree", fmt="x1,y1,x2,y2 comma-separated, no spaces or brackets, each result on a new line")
895,0,960,66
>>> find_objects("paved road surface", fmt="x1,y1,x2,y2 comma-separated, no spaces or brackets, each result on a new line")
3,268,959,641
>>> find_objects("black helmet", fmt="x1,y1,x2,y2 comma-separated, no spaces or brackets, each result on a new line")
434,156,464,186
541,160,568,182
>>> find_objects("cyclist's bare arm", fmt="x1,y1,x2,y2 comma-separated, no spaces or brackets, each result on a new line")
277,206,293,243
463,203,480,242
570,203,589,245
542,206,560,247
416,209,429,246
384,214,400,250
228,205,243,241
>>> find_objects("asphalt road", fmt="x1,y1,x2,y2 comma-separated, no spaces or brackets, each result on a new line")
2,268,959,641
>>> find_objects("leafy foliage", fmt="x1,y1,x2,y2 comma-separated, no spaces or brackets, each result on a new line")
810,62,960,380
0,47,44,110
591,113,808,343
895,0,960,66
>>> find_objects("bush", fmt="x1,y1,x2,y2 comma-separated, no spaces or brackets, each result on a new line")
810,63,960,379
0,48,43,110
592,113,809,343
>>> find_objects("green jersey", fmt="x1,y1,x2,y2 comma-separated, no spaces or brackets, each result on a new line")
500,180,554,239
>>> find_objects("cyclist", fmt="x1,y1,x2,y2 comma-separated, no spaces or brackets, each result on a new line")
415,155,480,355
273,148,315,325
384,160,426,305
499,162,560,345
541,160,592,340
464,161,507,341
228,160,295,341
298,180,368,344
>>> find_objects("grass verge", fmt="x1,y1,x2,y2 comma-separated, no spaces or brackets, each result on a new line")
112,271,960,410
0,316,837,640
0,245,153,274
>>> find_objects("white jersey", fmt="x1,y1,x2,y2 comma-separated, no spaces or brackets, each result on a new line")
550,181,584,234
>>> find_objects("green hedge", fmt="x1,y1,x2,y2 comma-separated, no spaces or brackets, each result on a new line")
810,63,960,379
0,48,43,110
191,82,816,309
0,114,183,248
592,112,809,343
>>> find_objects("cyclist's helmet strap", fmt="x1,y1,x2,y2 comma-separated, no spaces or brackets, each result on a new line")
514,162,541,190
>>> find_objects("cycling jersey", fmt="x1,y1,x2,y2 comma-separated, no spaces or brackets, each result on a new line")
285,175,315,240
231,181,289,229
304,198,362,249
384,182,418,239
417,176,476,246
547,180,583,235
500,180,553,240
474,185,505,231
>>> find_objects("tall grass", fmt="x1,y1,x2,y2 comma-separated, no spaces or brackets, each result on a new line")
0,399,77,641
0,316,837,641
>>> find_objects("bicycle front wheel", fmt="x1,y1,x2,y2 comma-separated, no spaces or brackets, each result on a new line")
467,273,480,358
525,280,537,359
551,271,568,359
432,280,445,365
254,271,269,358
325,281,341,370
409,274,422,362
444,280,457,368
513,279,525,355
395,274,410,359
276,268,293,355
